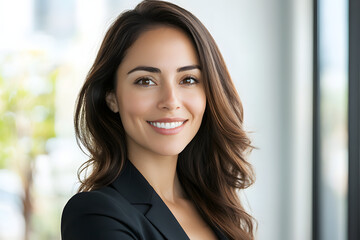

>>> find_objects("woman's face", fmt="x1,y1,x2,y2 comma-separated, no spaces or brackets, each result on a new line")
106,26,206,158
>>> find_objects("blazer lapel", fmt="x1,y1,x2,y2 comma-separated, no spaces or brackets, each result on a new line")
111,159,190,240
145,190,190,240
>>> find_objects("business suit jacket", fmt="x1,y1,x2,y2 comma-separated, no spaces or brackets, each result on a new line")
61,159,229,240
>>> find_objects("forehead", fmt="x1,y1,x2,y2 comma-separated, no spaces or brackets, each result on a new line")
118,26,199,72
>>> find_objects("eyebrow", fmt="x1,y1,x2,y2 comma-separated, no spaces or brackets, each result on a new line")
127,65,201,74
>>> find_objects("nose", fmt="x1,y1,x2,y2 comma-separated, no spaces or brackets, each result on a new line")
157,82,181,111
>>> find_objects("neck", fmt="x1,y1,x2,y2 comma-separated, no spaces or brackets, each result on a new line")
128,152,185,203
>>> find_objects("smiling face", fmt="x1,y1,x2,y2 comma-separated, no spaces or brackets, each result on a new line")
106,26,206,158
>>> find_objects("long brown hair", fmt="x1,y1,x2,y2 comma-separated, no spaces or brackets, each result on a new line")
75,0,256,239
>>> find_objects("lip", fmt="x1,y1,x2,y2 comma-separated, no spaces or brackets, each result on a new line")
146,118,188,135
147,118,187,123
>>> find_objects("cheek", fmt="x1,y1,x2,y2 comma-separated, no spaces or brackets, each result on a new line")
183,90,206,119
118,90,154,122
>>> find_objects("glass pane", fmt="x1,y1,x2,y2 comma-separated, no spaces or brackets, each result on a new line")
318,0,348,239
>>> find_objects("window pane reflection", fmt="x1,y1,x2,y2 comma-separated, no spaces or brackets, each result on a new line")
318,0,348,239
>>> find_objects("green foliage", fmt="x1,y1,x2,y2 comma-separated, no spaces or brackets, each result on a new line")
0,50,57,169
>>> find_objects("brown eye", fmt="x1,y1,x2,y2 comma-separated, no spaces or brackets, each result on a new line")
180,77,198,85
135,77,156,86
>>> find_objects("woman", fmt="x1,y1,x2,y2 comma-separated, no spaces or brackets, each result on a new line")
61,1,255,239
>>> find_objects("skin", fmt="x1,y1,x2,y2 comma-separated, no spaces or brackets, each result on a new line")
106,26,217,240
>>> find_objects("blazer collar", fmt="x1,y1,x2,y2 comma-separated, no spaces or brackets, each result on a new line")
111,159,190,240
111,159,228,240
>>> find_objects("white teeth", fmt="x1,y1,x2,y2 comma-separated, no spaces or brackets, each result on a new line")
149,121,184,129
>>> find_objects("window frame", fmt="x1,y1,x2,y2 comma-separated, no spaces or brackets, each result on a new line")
348,0,360,239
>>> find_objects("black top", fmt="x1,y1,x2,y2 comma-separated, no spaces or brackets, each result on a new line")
61,159,229,240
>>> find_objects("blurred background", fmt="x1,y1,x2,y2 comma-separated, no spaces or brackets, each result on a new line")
0,0,353,239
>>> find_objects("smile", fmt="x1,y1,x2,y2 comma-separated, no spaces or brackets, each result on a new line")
147,121,185,129
146,119,188,135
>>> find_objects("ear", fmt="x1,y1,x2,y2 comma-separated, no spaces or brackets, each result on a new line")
105,92,119,113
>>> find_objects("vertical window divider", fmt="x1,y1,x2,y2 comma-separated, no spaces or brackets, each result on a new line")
348,0,360,239
312,0,320,239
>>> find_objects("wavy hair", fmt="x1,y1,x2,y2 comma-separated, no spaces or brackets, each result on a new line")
75,0,256,239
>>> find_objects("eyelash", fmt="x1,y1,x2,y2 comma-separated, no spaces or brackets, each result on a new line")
180,76,199,85
134,76,199,87
134,77,156,86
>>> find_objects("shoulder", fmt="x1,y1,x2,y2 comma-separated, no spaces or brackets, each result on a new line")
62,187,125,215
61,187,139,240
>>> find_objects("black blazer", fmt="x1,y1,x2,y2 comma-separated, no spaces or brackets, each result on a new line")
61,159,229,240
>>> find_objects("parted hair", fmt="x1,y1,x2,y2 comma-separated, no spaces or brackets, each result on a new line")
75,0,256,239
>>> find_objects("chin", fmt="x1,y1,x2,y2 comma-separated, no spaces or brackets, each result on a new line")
151,143,188,157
